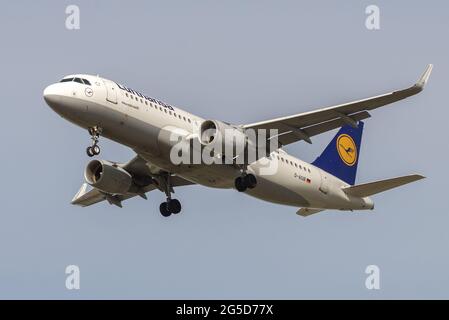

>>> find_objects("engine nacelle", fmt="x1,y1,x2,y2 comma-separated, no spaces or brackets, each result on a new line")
84,160,133,195
199,120,250,158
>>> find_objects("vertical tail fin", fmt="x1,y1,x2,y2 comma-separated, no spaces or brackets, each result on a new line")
312,121,364,185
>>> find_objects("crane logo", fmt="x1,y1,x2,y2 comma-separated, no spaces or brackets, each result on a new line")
337,134,357,166
85,87,93,97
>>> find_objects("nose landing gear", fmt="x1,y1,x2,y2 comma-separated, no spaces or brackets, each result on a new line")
234,173,257,192
86,126,102,157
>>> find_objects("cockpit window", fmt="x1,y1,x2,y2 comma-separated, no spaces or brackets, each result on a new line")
60,77,91,85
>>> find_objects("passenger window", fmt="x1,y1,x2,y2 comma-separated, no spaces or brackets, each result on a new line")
183,116,186,121
126,93,129,97
294,163,298,168
188,119,191,123
145,101,148,105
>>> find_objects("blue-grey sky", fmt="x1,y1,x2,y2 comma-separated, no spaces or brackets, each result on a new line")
0,0,448,299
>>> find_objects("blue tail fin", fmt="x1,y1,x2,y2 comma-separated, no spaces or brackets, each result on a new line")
312,121,364,185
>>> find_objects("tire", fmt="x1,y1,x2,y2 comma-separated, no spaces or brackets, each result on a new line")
234,176,247,192
159,202,171,217
245,174,257,189
93,145,101,155
169,199,181,214
86,146,95,157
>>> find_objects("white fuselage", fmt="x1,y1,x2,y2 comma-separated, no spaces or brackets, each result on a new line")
43,74,374,211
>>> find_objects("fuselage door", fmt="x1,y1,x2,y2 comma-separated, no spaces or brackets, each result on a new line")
318,169,330,195
103,79,118,104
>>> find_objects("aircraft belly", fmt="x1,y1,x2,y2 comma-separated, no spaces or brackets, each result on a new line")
176,165,237,188
175,162,313,207
245,175,310,207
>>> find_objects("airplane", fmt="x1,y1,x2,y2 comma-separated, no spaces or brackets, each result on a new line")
43,65,432,217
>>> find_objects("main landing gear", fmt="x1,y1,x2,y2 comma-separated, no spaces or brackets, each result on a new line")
86,126,102,157
234,173,257,192
159,174,182,217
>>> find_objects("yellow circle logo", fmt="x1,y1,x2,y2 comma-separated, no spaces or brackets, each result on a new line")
336,134,357,166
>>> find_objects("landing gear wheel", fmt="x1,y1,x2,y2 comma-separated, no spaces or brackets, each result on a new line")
86,146,95,157
92,144,101,155
159,202,171,217
169,199,181,214
159,174,183,217
235,176,247,192
86,126,102,157
244,174,257,189
235,174,257,192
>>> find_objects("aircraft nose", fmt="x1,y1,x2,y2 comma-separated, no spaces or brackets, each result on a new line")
43,82,86,122
43,83,61,107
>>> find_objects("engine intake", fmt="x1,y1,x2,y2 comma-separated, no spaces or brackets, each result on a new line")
84,160,133,195
199,120,250,157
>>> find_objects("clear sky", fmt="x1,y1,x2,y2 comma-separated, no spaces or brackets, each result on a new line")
0,0,447,299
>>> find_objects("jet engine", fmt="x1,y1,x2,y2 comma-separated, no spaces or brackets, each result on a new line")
199,120,251,159
84,160,133,194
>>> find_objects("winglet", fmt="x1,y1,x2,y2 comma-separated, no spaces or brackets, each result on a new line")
415,64,433,89
71,183,89,205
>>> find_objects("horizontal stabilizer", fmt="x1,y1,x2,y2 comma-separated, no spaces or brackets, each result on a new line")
296,208,325,217
342,174,425,198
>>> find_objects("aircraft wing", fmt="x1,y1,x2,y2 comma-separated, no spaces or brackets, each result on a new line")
71,155,195,207
242,65,432,146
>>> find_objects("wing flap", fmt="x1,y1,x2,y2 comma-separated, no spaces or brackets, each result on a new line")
273,111,371,146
